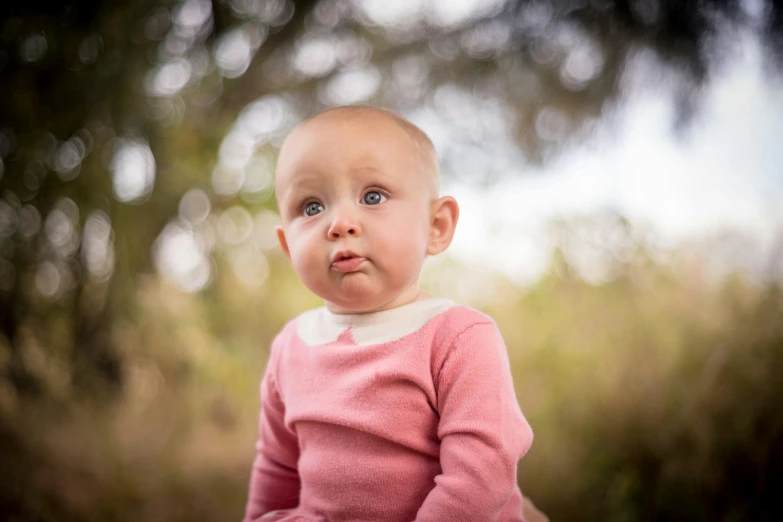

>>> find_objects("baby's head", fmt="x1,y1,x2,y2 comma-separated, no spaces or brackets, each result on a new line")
274,106,459,314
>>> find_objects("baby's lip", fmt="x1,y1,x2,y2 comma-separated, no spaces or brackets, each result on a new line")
331,250,362,263
331,250,367,272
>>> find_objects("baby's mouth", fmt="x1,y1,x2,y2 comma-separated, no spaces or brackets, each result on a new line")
331,254,367,273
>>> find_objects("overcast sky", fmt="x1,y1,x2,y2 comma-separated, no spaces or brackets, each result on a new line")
437,30,783,287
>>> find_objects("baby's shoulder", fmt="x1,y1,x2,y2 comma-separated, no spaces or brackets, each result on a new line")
413,302,499,360
428,303,496,336
268,315,302,353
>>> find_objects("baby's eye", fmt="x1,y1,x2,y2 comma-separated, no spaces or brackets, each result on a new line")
303,201,324,216
362,191,387,205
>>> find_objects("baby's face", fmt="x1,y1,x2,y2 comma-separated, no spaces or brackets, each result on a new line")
275,113,435,313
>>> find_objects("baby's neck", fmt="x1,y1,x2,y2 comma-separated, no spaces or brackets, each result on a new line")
325,288,430,315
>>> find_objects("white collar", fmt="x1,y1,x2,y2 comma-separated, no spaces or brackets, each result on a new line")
295,297,456,346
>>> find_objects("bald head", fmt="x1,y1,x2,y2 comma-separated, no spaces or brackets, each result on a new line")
277,106,440,198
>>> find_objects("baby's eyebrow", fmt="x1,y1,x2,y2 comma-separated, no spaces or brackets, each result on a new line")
349,166,398,182
285,174,325,190
277,179,322,206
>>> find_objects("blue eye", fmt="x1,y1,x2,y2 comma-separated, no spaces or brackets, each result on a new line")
304,201,324,216
363,191,386,205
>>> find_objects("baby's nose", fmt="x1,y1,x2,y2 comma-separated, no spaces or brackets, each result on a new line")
329,227,356,238
327,211,360,239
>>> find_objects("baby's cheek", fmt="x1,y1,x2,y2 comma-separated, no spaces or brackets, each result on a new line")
293,255,318,281
294,252,332,295
382,240,425,282
288,247,315,279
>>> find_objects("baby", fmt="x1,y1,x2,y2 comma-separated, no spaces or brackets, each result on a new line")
242,106,537,521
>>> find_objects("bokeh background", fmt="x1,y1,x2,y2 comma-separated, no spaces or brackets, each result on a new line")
1,0,782,520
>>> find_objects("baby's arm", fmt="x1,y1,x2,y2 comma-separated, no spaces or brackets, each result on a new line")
415,320,533,521
243,339,300,522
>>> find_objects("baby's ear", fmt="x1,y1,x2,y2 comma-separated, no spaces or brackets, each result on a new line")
276,226,291,259
427,196,459,255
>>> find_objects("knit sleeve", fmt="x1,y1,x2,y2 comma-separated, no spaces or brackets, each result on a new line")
242,332,301,522
414,320,533,522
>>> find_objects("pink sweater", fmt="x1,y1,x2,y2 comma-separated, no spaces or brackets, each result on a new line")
243,298,533,522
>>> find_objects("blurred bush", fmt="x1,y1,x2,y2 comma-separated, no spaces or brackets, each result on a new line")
1,220,781,521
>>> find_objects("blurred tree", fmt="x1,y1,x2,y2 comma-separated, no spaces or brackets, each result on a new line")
0,0,781,399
